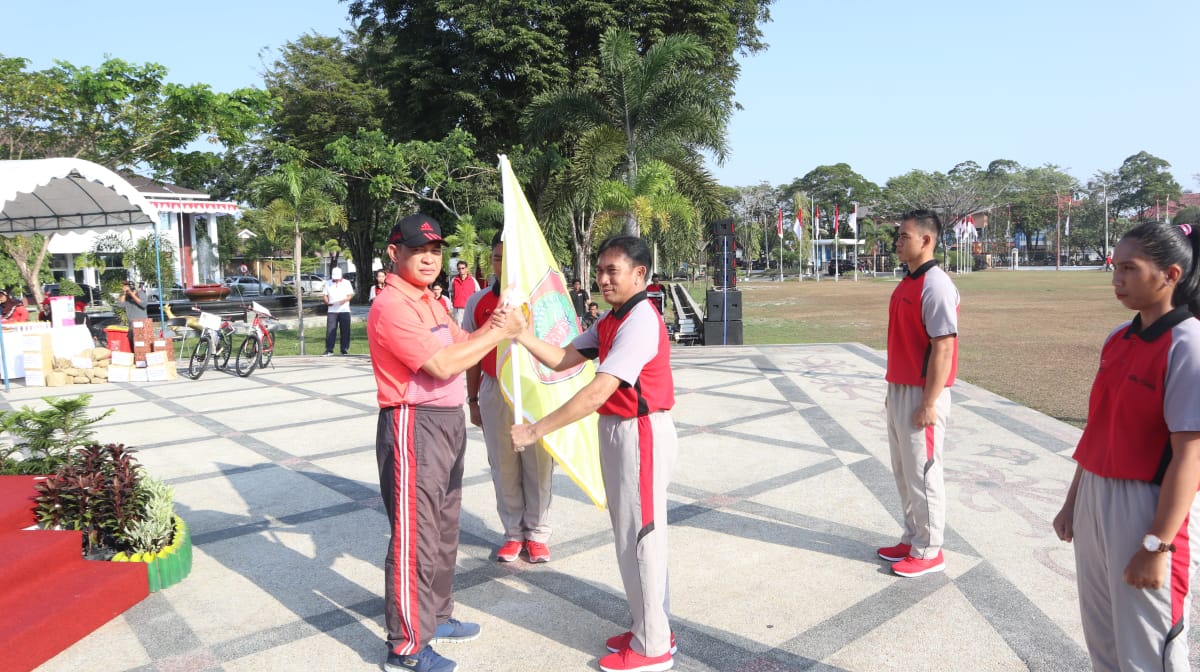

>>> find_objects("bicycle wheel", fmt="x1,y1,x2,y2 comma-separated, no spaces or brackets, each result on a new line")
260,331,275,369
187,336,211,379
235,336,260,377
214,331,234,370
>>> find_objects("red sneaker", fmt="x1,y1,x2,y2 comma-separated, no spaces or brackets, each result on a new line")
599,647,673,672
496,540,522,563
877,542,911,562
525,540,550,563
606,631,678,655
892,551,945,578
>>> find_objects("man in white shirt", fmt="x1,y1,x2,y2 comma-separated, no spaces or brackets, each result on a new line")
323,267,355,355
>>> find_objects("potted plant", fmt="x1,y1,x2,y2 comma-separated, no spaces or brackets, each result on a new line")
0,394,113,475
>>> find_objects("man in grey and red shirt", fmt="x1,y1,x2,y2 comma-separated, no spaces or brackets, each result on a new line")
511,235,678,672
877,209,959,579
368,213,525,672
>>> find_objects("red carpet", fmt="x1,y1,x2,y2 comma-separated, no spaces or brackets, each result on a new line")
0,475,150,672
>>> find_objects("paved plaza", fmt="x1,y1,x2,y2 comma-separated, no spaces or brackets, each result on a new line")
5,343,1188,671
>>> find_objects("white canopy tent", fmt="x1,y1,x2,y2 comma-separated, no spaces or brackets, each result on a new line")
0,158,159,233
0,158,165,390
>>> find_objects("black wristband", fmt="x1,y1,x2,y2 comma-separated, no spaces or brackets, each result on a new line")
468,396,479,403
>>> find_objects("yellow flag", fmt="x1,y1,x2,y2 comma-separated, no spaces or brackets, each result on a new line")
497,155,606,509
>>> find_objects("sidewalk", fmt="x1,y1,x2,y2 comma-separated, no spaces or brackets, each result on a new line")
1,343,1147,671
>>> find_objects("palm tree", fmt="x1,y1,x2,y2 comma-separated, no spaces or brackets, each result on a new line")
525,28,731,238
251,163,346,355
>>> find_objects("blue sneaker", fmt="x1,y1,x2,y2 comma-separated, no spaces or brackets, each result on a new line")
383,645,457,672
431,618,481,644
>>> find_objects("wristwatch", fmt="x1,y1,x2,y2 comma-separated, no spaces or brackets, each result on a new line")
1143,534,1176,553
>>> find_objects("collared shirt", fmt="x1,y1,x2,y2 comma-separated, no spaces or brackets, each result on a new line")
885,259,959,387
572,292,673,418
1074,308,1200,483
462,282,501,378
324,279,355,313
368,273,469,408
451,274,480,308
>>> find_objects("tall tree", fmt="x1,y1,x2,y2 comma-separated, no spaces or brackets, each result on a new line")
348,0,773,155
1111,151,1181,218
788,163,881,216
525,28,732,236
251,162,346,355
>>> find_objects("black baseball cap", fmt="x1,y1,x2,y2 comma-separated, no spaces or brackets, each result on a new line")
389,214,445,248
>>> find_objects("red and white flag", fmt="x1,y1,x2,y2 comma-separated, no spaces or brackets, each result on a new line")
792,207,803,238
777,207,783,238
814,206,820,240
834,204,840,235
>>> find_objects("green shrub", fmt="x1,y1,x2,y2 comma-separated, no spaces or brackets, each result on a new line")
0,394,114,475
33,443,146,557
125,475,175,555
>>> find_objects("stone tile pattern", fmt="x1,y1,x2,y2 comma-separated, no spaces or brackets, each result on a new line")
1,346,1186,671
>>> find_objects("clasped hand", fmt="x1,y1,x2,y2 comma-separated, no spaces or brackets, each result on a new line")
489,300,527,337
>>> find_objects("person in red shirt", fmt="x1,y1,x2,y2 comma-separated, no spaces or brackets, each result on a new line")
465,233,556,563
511,235,678,672
1054,220,1200,671
645,274,665,316
449,260,480,326
368,213,525,672
877,209,959,579
0,289,28,322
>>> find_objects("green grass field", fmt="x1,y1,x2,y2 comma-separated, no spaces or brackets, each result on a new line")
672,270,1127,427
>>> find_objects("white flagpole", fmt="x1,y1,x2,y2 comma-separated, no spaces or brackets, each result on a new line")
499,155,524,426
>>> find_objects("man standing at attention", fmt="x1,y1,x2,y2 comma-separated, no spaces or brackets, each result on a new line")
323,268,354,356
570,278,589,322
369,214,525,672
450,260,479,326
877,209,959,578
465,233,555,563
511,235,678,672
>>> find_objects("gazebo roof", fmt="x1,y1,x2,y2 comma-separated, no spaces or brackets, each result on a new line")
0,158,159,235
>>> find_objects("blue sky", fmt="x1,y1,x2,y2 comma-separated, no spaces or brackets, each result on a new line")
5,0,1198,192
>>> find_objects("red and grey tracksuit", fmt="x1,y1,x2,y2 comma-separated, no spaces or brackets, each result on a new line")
574,291,678,658
1071,308,1200,671
885,260,959,560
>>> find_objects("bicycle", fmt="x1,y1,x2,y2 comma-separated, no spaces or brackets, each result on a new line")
235,302,278,377
186,310,236,379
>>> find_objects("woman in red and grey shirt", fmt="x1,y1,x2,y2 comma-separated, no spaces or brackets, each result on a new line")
1054,220,1200,671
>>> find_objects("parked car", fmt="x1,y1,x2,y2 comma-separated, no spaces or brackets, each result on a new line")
42,282,103,306
283,273,325,293
223,276,274,296
826,259,856,276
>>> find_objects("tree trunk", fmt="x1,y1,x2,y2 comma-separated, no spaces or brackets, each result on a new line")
572,210,597,293
294,226,305,356
2,234,52,306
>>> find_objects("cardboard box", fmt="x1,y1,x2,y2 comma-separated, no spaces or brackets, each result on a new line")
146,364,168,382
144,351,167,366
70,356,94,370
152,337,175,361
22,333,52,353
22,352,52,371
110,351,134,367
24,370,46,387
107,366,131,383
164,361,178,380
129,368,149,383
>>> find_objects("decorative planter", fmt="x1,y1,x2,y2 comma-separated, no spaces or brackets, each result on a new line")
183,284,230,302
111,515,192,592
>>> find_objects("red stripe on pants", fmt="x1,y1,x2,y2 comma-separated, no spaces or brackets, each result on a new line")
391,406,421,654
638,415,654,530
1170,513,1192,625
924,425,935,462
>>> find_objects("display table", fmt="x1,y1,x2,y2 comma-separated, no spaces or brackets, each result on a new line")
0,325,95,379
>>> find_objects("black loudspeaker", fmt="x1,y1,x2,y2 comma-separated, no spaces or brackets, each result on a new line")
705,289,742,322
712,234,737,289
704,320,743,346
